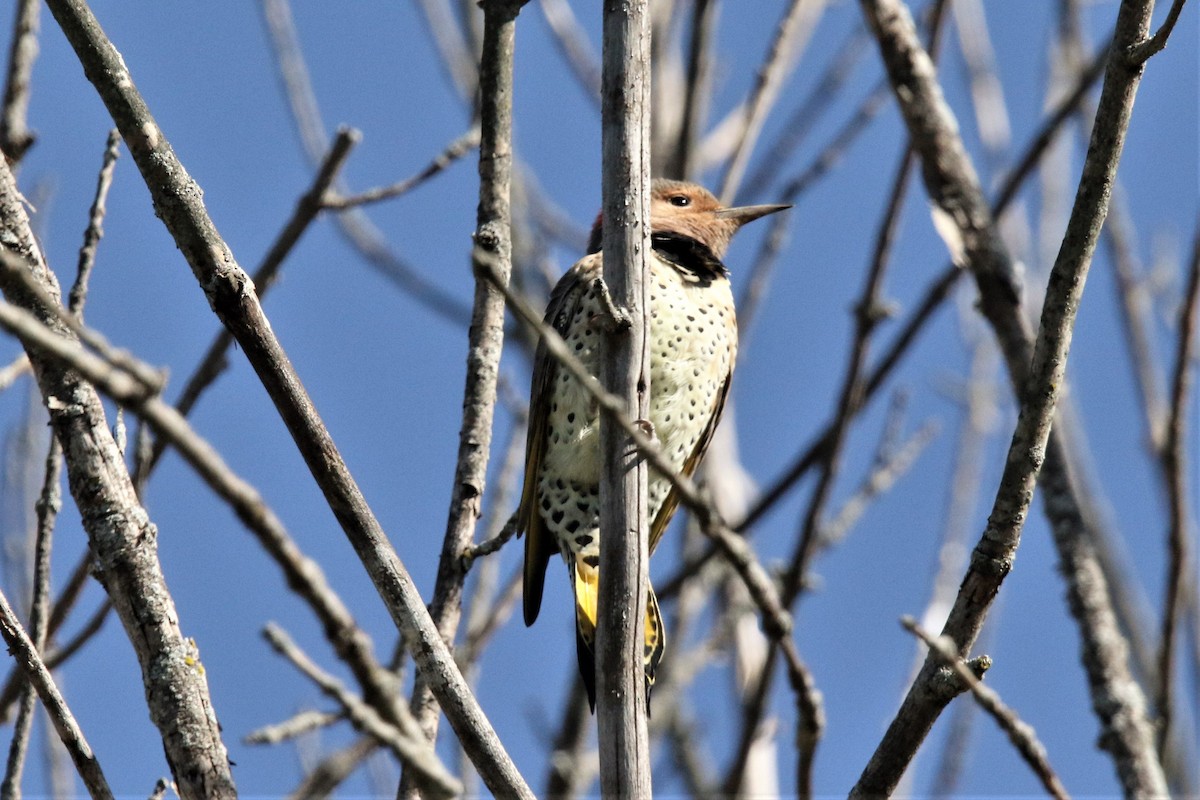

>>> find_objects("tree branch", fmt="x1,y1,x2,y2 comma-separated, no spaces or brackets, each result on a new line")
1156,216,1200,753
42,2,532,794
597,0,653,794
852,0,1168,794
403,0,526,793
262,623,460,800
0,0,39,161
0,586,112,800
0,130,235,800
903,617,1070,800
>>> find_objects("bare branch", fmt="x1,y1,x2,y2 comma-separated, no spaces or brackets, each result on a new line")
597,0,653,793
322,126,481,210
244,710,342,746
903,617,1071,800
0,0,39,161
261,623,460,800
68,128,120,320
1156,216,1200,753
403,2,526,793
717,0,827,204
0,116,234,800
0,585,113,800
286,736,378,800
852,0,1168,793
537,0,601,105
41,3,532,793
1126,0,1188,64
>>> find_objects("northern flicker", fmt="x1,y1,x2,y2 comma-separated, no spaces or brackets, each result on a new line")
518,179,789,709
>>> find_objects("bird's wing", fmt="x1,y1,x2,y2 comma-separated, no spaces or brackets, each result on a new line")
649,368,733,555
519,254,602,626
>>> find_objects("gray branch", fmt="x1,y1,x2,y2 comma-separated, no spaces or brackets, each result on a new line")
0,134,234,799
403,0,527,793
42,0,531,795
852,0,1168,795
597,0,653,795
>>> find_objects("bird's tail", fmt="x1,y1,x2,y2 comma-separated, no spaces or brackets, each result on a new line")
572,558,665,712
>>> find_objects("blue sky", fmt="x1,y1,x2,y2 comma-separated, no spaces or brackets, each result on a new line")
2,1,1197,796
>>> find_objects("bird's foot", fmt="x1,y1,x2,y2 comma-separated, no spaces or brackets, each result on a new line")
589,277,632,333
634,418,658,444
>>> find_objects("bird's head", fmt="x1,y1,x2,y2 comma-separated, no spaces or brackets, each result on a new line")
587,179,790,258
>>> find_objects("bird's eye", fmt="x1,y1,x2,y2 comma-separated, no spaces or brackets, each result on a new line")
669,195,690,207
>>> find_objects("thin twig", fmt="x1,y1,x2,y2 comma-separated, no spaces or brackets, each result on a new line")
286,736,378,800
821,418,940,547
663,0,716,180
459,513,518,566
412,0,479,102
322,126,481,210
259,0,473,326
261,623,460,799
0,0,39,161
244,709,343,745
0,354,29,392
739,22,871,200
0,586,113,800
69,128,120,320
903,617,1071,799
717,0,827,204
0,404,59,799
1126,0,1188,64
1156,217,1200,754
537,0,601,105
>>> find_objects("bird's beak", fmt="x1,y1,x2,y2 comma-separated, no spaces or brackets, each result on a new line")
714,203,792,226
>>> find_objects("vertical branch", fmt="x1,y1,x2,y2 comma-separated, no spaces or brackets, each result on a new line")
403,0,526,791
1156,218,1200,754
852,0,1170,795
0,0,39,161
597,0,652,796
0,416,58,799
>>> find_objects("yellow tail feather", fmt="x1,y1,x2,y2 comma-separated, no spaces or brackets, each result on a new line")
572,558,666,711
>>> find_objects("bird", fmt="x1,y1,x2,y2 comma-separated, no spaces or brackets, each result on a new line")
517,179,789,710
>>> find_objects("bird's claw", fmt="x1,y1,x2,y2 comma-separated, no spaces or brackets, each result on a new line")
635,418,657,443
590,277,632,333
